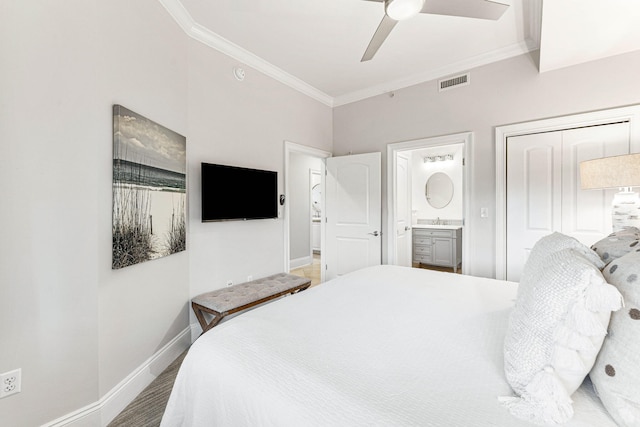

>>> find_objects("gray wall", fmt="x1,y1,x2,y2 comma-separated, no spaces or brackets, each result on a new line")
186,39,332,323
0,1,332,425
333,50,640,278
289,152,322,262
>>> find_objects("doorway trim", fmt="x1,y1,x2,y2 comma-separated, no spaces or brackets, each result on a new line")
283,141,332,282
386,132,472,274
309,168,322,259
495,104,640,280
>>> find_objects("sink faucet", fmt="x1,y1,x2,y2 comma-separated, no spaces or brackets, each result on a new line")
433,217,440,225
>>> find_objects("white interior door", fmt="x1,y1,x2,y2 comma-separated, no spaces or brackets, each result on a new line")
325,152,381,280
395,153,412,267
506,122,630,281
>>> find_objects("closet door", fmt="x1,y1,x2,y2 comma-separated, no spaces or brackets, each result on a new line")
560,123,629,246
506,122,630,282
506,132,562,282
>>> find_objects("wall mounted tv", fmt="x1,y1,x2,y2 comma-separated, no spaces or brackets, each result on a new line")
201,162,278,222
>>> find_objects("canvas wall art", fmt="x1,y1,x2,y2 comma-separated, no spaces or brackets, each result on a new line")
112,105,186,269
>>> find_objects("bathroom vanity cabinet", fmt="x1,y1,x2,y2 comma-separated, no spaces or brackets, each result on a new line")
412,226,462,273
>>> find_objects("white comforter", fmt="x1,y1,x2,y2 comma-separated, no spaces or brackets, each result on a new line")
161,265,616,426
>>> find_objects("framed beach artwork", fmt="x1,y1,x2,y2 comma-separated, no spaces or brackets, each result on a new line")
112,105,186,269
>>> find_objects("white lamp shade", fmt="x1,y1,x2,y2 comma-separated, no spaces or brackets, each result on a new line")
580,153,640,189
385,0,425,21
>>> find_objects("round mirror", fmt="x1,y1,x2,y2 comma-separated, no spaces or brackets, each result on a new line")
425,172,454,209
311,183,321,215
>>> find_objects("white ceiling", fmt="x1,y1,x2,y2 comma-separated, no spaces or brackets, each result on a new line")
539,0,640,73
159,0,640,107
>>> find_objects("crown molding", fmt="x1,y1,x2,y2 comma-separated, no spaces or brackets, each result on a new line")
333,1,542,107
528,0,542,48
157,0,334,107
158,0,542,108
332,38,539,107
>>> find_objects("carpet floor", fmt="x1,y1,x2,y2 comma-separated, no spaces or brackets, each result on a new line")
108,349,187,427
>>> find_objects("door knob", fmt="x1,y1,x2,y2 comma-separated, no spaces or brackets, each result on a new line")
405,226,411,231
368,231,380,237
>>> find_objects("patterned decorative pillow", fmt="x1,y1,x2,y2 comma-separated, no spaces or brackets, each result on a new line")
590,250,640,427
502,234,623,425
609,226,640,238
591,227,640,265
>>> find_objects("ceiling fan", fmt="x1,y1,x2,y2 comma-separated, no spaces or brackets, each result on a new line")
361,0,510,61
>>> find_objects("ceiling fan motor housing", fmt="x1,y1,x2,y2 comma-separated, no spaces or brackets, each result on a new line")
363,0,509,62
385,0,425,21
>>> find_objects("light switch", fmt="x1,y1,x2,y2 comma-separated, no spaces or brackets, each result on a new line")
480,208,489,218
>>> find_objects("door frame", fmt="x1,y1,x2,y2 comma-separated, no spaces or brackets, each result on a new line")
283,141,332,282
309,168,321,257
395,151,412,267
386,132,472,274
495,104,640,280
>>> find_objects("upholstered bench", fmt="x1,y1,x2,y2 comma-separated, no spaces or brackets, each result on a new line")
192,273,312,333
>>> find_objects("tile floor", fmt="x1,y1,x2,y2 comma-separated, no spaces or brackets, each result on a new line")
290,253,322,287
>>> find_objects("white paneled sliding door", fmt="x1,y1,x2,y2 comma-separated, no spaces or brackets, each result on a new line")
506,122,630,282
506,132,562,281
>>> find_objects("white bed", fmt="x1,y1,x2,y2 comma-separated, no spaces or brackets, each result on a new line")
161,265,616,426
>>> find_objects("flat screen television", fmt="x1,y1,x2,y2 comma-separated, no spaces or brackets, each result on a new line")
201,162,278,222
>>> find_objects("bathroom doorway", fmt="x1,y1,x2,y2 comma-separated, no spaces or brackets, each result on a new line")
387,133,471,275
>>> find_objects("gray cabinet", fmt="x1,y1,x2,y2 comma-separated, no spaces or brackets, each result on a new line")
412,227,462,273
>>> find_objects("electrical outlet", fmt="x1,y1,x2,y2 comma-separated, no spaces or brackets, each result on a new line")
0,369,21,399
247,275,253,282
226,280,233,287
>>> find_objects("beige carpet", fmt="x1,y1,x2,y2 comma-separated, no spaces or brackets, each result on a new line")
108,350,187,427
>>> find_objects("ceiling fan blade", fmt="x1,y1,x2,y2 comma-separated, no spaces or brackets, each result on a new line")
361,15,398,62
421,0,509,20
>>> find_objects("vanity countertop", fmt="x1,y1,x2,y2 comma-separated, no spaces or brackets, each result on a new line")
412,224,462,230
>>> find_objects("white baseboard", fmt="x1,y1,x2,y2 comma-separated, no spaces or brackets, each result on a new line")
190,322,202,343
43,326,191,427
289,255,312,269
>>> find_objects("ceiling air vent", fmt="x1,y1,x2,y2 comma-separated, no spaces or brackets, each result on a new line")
438,73,470,92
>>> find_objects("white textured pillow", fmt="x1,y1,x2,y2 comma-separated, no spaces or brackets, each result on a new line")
526,231,605,269
502,234,623,425
590,250,640,427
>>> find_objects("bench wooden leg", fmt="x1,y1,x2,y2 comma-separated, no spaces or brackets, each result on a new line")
193,302,225,334
292,284,310,294
202,313,224,333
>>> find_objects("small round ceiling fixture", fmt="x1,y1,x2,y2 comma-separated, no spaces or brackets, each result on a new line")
233,67,245,81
